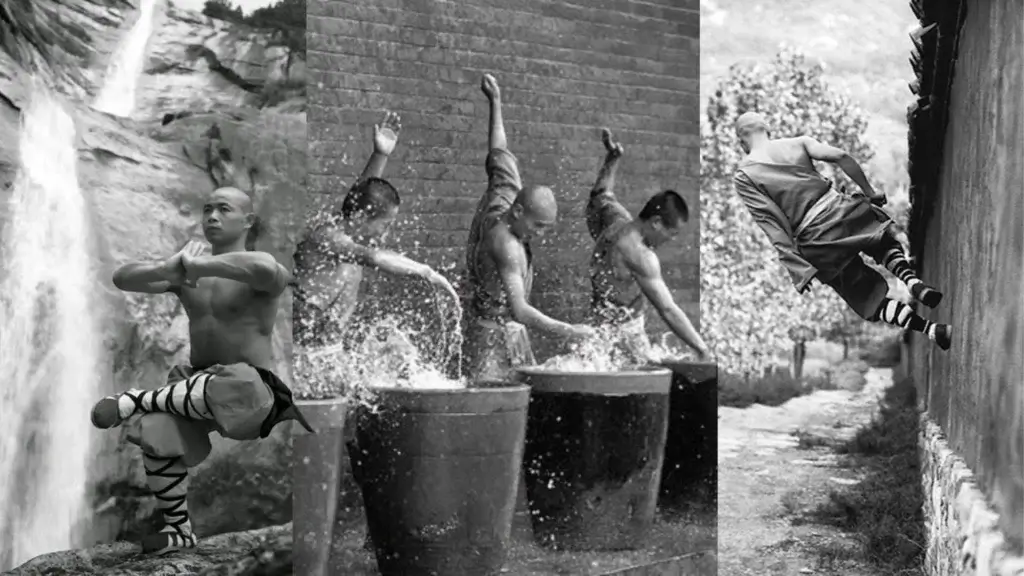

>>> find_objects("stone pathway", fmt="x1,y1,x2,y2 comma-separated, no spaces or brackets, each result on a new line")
717,368,893,576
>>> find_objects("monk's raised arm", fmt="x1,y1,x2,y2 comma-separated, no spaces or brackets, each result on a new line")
586,127,631,240
350,111,402,188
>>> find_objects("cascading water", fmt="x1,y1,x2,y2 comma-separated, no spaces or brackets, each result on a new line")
93,0,157,117
0,85,104,569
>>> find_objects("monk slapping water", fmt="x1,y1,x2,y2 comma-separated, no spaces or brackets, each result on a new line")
90,186,313,555
292,111,458,351
462,73,595,382
733,112,952,350
586,128,709,361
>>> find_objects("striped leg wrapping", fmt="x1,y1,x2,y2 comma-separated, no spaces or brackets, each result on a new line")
141,454,197,555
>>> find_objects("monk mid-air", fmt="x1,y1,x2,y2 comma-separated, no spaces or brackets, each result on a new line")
462,73,594,381
91,186,313,554
732,112,952,350
586,127,709,360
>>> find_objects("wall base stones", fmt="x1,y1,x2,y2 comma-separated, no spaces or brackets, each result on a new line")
921,413,1024,576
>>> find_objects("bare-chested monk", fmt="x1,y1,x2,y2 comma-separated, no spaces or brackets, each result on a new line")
292,111,457,351
462,73,594,382
733,111,952,350
586,128,709,360
90,186,313,554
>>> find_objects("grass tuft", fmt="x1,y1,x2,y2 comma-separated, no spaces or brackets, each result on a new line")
806,380,926,574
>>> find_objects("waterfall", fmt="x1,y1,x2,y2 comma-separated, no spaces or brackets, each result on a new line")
93,0,157,117
0,85,103,569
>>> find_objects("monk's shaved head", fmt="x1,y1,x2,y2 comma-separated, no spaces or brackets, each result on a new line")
515,185,558,222
209,186,253,213
735,112,769,137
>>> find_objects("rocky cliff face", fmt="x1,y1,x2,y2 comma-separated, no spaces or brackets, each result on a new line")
1,0,307,557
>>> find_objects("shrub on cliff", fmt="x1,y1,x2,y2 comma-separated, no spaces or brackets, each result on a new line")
701,48,905,377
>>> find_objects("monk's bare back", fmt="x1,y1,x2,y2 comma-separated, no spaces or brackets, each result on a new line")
745,137,817,168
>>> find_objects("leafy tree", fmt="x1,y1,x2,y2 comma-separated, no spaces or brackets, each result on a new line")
201,0,244,23
701,47,889,377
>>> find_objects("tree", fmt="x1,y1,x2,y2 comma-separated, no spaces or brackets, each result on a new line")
701,47,881,377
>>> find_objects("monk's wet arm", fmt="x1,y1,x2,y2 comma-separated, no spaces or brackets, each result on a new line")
186,251,290,295
586,149,628,240
112,260,180,294
733,172,817,292
491,231,579,338
309,228,431,279
627,250,708,356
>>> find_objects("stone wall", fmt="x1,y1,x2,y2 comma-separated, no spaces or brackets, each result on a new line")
306,0,700,360
906,0,1024,571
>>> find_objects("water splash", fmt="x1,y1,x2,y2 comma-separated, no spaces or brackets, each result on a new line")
93,0,157,117
540,324,695,372
0,84,103,569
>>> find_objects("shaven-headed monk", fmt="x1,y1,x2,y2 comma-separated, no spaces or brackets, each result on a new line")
462,73,595,382
293,111,457,350
733,112,952,350
586,128,710,360
90,186,313,554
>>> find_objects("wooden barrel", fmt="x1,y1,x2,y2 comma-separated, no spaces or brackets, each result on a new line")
658,361,718,508
349,385,530,576
292,398,347,576
513,367,672,551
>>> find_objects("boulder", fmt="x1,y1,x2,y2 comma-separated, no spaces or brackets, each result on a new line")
9,524,292,576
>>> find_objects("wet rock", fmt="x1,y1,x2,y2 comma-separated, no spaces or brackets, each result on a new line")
8,523,292,575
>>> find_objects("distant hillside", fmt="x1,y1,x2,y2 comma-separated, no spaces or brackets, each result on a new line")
700,0,917,193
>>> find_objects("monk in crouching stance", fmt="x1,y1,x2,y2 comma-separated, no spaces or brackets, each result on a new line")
90,186,312,554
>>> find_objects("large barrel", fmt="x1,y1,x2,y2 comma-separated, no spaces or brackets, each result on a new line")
658,361,718,508
513,367,672,551
292,399,348,576
348,385,530,576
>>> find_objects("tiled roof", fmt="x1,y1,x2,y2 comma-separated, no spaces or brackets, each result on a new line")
906,0,968,263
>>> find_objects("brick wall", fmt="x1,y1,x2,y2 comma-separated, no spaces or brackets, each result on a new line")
907,0,1023,554
307,0,699,361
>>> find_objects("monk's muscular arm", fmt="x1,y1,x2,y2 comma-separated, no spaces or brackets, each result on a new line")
625,247,709,357
489,229,580,338
799,136,882,202
734,171,818,293
112,260,180,294
186,251,290,296
311,228,434,279
586,128,629,240
354,112,402,186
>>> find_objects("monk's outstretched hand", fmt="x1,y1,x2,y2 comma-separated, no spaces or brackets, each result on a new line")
601,128,624,158
481,73,500,101
373,111,401,156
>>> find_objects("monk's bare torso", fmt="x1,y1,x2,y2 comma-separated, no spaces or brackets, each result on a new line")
175,276,279,370
590,226,647,323
468,219,533,321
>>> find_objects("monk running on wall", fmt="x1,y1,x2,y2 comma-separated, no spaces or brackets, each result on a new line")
586,127,710,361
732,112,952,350
90,186,313,554
462,73,594,382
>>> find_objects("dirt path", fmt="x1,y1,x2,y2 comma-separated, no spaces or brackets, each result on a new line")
717,368,893,576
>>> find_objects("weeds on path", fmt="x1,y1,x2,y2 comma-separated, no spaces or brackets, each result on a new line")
806,380,926,575
719,358,869,408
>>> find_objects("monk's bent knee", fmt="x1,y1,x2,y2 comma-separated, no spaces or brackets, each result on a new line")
127,413,213,467
204,363,274,441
